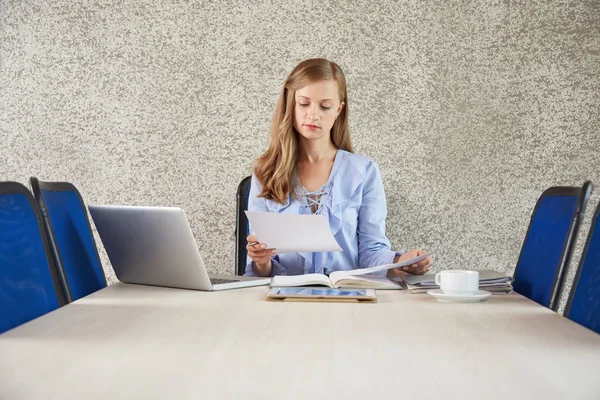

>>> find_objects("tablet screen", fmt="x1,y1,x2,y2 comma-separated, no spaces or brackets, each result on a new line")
274,288,368,297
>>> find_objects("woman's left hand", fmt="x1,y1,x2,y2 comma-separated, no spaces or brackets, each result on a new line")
387,249,433,278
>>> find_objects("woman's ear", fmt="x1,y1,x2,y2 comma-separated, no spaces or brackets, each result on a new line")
337,102,345,115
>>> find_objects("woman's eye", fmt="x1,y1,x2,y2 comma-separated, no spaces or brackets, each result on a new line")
321,106,331,110
299,103,309,107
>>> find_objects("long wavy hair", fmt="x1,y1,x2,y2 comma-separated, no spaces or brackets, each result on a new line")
253,58,354,203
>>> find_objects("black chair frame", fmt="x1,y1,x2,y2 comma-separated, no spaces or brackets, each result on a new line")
235,176,252,275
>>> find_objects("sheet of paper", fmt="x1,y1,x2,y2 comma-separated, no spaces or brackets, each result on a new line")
341,252,435,276
245,211,343,253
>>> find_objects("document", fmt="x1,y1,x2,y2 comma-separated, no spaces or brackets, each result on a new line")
245,211,343,253
341,252,434,276
394,268,513,294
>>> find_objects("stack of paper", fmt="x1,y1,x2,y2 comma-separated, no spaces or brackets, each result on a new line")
395,268,513,294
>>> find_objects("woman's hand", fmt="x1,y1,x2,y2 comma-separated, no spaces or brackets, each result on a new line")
246,235,276,276
387,249,433,278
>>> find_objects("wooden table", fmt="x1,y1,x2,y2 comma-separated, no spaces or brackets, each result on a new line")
1,283,599,399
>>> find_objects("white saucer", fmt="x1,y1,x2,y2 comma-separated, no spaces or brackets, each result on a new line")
427,289,491,303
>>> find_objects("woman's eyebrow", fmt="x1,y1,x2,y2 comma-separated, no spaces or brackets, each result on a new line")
297,95,334,102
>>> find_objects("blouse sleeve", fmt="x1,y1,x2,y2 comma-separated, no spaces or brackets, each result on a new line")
357,162,403,272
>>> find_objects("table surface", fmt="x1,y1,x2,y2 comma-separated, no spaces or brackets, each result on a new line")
1,283,599,400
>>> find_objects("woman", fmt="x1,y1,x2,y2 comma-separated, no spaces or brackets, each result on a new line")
245,58,432,278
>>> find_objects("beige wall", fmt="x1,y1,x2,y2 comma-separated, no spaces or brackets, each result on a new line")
1,0,599,310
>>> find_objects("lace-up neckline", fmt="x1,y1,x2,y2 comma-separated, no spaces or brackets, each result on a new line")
296,149,342,215
300,184,331,215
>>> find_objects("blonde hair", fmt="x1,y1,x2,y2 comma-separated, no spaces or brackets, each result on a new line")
253,58,354,203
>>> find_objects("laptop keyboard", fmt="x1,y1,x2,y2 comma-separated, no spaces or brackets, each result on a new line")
210,278,240,285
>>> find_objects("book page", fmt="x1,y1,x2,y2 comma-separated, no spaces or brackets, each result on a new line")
271,273,333,288
329,272,401,289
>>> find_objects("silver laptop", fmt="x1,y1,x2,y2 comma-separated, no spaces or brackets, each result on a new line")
88,205,271,291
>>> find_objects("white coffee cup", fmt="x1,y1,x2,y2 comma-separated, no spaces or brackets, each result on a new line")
434,270,479,295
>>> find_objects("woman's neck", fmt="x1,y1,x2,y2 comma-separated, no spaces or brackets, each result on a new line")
298,138,338,164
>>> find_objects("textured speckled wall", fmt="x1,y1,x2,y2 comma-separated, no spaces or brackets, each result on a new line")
1,1,599,310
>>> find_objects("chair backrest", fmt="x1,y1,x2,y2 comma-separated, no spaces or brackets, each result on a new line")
29,178,106,303
513,181,593,310
0,181,65,334
235,176,252,275
564,201,600,334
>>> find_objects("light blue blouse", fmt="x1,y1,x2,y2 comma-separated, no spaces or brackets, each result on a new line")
245,149,402,276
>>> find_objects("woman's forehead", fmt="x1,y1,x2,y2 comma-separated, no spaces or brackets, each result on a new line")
295,80,340,101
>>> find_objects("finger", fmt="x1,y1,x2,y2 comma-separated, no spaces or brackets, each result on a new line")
415,264,432,275
401,263,419,272
247,237,270,249
406,264,428,275
402,261,431,274
418,266,431,274
248,248,276,257
403,261,422,270
248,248,277,258
246,241,269,250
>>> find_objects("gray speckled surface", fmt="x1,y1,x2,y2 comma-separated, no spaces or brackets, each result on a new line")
1,0,599,312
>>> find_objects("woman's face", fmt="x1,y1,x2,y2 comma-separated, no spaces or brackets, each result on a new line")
293,80,344,143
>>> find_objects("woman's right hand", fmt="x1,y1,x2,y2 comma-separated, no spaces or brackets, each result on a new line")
246,235,276,275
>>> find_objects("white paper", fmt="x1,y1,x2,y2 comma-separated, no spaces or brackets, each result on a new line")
245,211,343,253
341,252,435,276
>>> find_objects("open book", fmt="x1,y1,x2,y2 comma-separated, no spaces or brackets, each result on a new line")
270,252,434,290
271,272,401,290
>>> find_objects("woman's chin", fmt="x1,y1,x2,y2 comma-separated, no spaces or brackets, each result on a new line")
298,130,327,141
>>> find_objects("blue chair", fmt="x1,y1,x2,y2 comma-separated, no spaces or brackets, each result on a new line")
564,201,600,334
0,181,65,334
29,178,106,303
513,181,593,311
235,176,252,275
